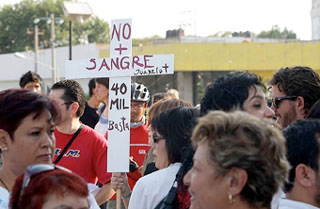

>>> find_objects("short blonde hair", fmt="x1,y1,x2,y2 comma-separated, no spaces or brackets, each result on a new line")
192,111,289,208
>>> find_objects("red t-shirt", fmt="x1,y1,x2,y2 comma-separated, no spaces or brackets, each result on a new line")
54,125,111,184
129,124,150,166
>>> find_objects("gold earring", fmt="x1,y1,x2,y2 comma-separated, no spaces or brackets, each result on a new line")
228,193,233,204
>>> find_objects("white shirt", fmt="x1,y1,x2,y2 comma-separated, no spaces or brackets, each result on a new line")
87,184,100,209
279,199,320,209
94,120,108,136
128,163,181,209
0,186,9,209
272,189,285,209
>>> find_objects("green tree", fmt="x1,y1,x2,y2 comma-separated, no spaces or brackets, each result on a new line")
0,0,110,54
73,16,110,44
257,25,296,39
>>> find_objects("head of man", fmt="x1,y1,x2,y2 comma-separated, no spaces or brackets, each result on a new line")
130,83,150,123
49,80,85,125
269,66,320,128
200,71,274,119
283,119,320,207
19,71,43,93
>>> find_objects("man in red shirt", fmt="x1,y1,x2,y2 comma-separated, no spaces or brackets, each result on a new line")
49,79,114,206
129,83,151,167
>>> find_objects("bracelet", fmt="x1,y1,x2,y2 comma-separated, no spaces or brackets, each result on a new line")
122,191,132,199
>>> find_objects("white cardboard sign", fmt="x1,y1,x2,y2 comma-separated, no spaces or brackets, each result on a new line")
65,18,174,172
65,54,174,79
107,19,132,172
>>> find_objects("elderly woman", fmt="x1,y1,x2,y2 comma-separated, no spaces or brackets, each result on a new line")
0,89,59,208
10,164,89,209
184,111,289,209
200,71,274,119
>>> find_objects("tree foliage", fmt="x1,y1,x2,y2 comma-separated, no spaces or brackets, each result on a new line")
73,16,109,44
208,25,297,40
0,0,110,54
257,25,296,39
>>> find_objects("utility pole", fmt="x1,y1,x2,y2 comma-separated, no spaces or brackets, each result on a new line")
27,25,44,73
51,13,57,84
69,20,72,60
34,25,39,73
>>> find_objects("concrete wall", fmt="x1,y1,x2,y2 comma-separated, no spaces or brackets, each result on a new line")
177,72,193,104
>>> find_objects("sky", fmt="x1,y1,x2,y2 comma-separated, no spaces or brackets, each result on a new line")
0,0,313,40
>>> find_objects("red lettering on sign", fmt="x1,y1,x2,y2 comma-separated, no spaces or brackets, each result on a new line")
123,23,131,40
111,24,121,41
115,43,128,56
86,58,96,70
98,59,111,71
111,57,119,70
144,55,154,69
120,56,130,69
132,56,143,68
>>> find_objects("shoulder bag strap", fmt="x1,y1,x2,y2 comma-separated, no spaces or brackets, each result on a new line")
54,124,84,165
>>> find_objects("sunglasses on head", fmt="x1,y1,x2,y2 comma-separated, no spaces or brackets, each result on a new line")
152,133,165,143
272,96,297,109
20,164,71,200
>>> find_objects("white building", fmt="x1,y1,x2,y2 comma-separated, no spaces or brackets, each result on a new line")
0,43,99,94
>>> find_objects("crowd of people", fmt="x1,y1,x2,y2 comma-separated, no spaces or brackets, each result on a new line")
0,65,320,209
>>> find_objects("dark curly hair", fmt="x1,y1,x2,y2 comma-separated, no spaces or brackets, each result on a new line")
200,71,265,116
19,71,42,88
269,66,320,112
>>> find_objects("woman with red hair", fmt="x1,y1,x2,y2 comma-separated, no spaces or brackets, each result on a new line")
10,164,90,209
0,89,59,209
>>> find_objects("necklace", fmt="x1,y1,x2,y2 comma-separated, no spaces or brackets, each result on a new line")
0,177,10,192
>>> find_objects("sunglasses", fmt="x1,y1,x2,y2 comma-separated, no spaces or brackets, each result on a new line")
272,96,297,109
20,164,71,199
152,133,165,143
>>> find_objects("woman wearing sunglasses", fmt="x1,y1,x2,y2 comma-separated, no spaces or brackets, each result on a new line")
0,89,59,209
200,71,274,119
10,164,90,209
128,107,199,209
112,99,194,209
